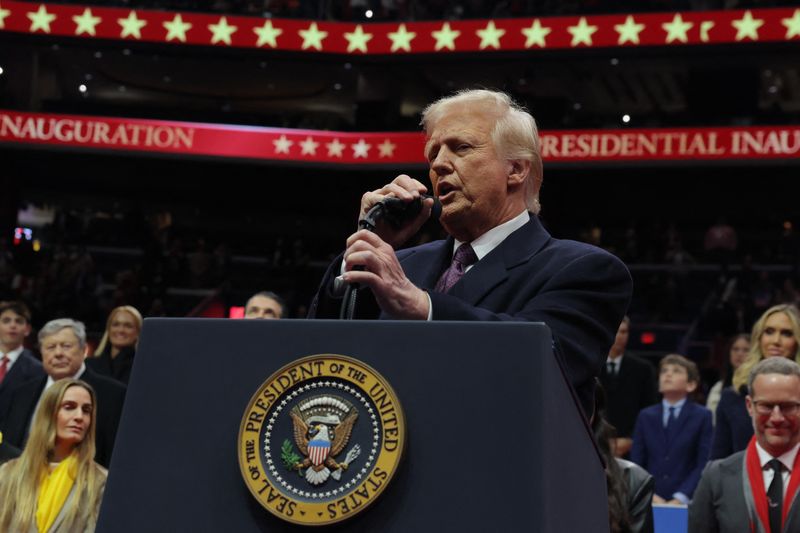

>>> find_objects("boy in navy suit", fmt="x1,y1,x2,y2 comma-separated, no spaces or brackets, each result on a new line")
631,354,713,504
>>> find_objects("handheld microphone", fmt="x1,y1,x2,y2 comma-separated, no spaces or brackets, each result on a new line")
360,194,441,231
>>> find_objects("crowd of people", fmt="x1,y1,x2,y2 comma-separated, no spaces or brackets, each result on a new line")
598,303,800,532
0,290,283,529
2,85,799,531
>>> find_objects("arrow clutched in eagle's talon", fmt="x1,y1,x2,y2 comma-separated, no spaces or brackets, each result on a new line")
331,444,362,481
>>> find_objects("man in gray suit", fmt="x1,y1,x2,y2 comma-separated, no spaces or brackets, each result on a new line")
689,357,800,533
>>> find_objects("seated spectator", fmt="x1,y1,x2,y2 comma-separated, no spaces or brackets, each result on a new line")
713,304,800,459
0,379,106,532
86,306,143,385
706,333,750,422
594,383,655,533
0,319,126,468
689,357,800,533
0,301,45,423
600,316,658,457
631,354,713,505
244,291,286,319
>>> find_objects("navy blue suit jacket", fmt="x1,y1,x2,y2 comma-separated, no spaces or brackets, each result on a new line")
631,401,713,500
0,348,44,426
711,386,753,460
309,215,633,415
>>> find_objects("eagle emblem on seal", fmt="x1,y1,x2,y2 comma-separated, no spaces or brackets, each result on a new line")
286,395,360,485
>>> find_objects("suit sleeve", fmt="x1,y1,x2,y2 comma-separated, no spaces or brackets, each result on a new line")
428,250,632,409
630,412,647,469
679,408,713,498
688,462,720,533
711,394,733,460
625,465,655,533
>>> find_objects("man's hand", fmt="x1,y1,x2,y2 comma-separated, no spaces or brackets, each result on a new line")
342,230,429,320
359,175,434,249
652,494,667,504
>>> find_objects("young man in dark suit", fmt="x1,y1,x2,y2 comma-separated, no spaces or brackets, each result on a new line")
690,357,800,533
0,318,126,468
0,301,45,424
600,316,658,457
631,354,713,505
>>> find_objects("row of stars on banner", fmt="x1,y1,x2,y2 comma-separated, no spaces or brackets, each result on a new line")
0,2,798,52
272,135,398,159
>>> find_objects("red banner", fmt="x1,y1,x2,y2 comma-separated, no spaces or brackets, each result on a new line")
0,2,798,53
1,110,798,164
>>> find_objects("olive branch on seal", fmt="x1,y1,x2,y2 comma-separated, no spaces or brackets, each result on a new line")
281,439,301,473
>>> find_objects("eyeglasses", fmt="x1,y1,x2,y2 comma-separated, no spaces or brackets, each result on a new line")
752,400,800,416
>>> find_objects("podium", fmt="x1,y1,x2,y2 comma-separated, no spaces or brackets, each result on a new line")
97,319,609,532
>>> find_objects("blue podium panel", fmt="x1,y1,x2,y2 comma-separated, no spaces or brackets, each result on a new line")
654,504,688,533
98,319,608,533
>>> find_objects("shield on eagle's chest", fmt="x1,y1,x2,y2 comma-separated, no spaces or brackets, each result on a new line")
308,440,331,466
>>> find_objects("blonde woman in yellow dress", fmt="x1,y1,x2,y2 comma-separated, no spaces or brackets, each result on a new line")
0,379,106,532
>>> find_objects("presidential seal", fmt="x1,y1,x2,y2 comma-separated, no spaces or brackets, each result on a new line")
237,354,405,526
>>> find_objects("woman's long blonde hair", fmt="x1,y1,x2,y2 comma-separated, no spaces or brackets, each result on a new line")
732,304,800,392
94,305,143,357
0,379,105,531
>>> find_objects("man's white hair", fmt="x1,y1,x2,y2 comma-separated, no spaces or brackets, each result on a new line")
420,89,543,214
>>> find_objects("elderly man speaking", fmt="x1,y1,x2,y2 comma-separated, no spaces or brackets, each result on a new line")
309,89,632,416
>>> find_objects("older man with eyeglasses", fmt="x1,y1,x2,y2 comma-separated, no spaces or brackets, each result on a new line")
689,357,800,533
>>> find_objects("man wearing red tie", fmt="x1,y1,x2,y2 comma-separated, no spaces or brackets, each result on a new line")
690,357,800,533
308,89,632,417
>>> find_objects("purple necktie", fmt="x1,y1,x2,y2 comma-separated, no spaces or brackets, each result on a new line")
435,243,478,293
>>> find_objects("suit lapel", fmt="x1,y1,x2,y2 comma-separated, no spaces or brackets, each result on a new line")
449,216,551,305
400,238,454,291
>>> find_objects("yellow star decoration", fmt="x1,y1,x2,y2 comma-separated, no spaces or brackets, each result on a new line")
567,17,598,47
299,22,327,51
209,16,237,45
432,22,460,51
378,139,396,158
731,10,764,41
72,8,101,36
699,20,715,42
614,15,645,45
344,24,372,53
163,14,192,42
253,19,282,48
299,136,319,156
662,13,693,43
388,23,416,52
27,5,56,34
784,10,800,39
521,19,551,48
0,4,11,30
476,20,505,50
118,11,147,39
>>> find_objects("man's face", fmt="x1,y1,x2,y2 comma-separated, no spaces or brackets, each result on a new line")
0,309,31,351
609,320,629,357
746,373,800,457
40,328,85,380
659,363,696,396
244,295,283,320
425,102,526,242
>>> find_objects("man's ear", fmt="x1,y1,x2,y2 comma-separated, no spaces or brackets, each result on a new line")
23,324,31,338
507,159,530,187
686,381,698,394
745,395,754,417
